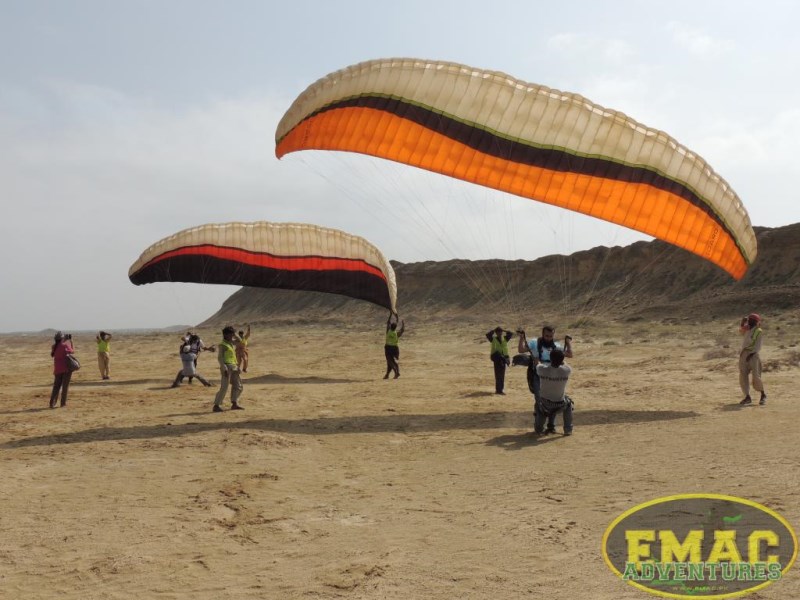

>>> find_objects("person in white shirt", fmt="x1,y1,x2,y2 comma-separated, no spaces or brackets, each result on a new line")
533,348,573,436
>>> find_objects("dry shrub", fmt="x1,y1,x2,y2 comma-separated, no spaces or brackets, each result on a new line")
763,351,800,372
703,348,736,360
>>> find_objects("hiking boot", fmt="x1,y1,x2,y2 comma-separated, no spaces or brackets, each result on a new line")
759,393,767,405
739,396,752,405
563,430,573,436
231,404,244,410
212,405,223,413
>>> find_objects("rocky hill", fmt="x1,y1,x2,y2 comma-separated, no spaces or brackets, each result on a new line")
201,223,800,326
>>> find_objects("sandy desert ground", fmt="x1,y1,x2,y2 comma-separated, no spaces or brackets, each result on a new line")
1,316,799,599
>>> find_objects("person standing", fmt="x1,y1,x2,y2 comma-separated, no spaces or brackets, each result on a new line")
739,313,767,405
213,326,244,413
96,331,112,380
534,349,574,435
383,316,405,379
486,327,513,395
50,332,75,408
236,324,251,373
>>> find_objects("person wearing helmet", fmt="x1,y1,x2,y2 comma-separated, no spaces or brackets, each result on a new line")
738,313,767,406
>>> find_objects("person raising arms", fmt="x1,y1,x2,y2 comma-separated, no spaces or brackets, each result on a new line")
383,315,405,379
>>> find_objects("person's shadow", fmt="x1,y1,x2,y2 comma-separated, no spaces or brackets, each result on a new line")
485,432,565,450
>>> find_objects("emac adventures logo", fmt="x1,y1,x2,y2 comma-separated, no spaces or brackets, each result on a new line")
602,494,797,599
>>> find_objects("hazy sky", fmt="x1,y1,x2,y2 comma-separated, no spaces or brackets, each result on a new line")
2,0,798,332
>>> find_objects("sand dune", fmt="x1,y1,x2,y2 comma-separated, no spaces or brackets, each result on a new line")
1,317,799,598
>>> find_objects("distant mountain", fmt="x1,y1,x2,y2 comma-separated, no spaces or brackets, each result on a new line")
201,223,800,326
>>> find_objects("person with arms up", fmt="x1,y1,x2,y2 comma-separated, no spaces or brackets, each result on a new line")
486,326,514,395
50,332,75,409
96,331,112,380
738,313,767,405
383,315,405,379
213,326,244,413
236,324,251,373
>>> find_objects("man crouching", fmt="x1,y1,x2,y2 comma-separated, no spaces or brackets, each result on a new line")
534,348,573,436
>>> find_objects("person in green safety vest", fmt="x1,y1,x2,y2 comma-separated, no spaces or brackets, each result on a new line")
213,325,244,413
486,326,514,395
738,313,767,405
383,315,405,379
96,331,112,380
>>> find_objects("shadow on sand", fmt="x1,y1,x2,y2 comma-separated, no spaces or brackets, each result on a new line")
1,409,699,450
486,432,566,450
244,373,360,385
28,379,167,388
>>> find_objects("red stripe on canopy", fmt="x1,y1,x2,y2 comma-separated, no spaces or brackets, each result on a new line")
139,244,388,281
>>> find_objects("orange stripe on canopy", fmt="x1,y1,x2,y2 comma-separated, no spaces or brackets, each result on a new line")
277,106,747,279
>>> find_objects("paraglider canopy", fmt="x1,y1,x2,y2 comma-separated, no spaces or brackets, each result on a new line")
276,57,757,280
129,221,398,313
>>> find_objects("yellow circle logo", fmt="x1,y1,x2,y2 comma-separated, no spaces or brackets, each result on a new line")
602,494,797,598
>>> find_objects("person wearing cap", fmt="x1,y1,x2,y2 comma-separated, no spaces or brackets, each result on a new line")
50,332,75,408
213,325,244,412
739,313,767,405
486,326,514,395
96,331,112,380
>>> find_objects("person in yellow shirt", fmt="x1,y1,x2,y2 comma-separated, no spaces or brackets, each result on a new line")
236,324,251,373
383,316,405,379
96,331,112,380
213,325,244,413
486,327,513,395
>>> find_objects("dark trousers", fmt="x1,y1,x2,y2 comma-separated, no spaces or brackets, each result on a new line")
384,345,399,376
50,371,73,407
491,353,507,393
173,369,210,387
534,398,573,434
